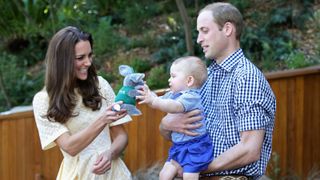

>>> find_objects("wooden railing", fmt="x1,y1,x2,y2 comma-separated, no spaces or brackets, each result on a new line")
0,65,319,179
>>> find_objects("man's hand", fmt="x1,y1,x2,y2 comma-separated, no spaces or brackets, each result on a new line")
160,109,203,139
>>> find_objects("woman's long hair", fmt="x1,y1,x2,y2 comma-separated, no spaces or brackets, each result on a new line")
45,26,102,123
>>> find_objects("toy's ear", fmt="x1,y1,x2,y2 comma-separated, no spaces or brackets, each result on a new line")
119,65,134,76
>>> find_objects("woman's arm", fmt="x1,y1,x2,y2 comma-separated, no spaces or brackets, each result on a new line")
55,103,127,156
92,125,128,174
109,124,128,159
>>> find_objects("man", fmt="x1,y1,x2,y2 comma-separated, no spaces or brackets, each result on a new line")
160,2,276,179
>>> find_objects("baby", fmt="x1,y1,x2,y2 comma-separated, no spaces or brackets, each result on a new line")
137,56,213,180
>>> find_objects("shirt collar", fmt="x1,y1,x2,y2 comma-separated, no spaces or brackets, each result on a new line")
208,48,244,73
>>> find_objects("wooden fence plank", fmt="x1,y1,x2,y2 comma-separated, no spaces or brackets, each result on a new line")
269,79,288,175
295,76,304,176
303,74,320,177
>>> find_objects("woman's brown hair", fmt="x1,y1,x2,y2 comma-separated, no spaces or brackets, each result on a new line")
45,26,102,123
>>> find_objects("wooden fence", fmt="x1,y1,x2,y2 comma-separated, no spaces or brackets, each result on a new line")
265,65,320,178
0,65,319,179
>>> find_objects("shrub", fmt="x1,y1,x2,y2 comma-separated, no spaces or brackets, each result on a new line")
90,17,125,65
286,51,310,69
0,53,43,112
146,65,170,90
130,58,152,73
123,3,160,34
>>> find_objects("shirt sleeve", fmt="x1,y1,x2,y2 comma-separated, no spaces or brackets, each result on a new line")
98,76,132,126
176,91,201,112
235,72,276,132
160,91,173,99
32,91,69,150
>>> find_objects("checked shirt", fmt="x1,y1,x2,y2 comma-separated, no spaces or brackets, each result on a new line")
200,49,276,178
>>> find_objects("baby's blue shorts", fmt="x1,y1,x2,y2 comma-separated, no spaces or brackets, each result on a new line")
167,133,214,173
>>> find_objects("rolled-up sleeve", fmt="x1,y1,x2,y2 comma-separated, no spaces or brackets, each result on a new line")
235,73,276,132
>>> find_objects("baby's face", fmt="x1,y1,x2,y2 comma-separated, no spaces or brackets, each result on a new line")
168,64,189,93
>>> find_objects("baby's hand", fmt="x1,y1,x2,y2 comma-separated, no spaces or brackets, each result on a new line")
136,85,157,105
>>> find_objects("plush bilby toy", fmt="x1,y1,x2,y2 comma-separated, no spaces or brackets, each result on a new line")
114,65,145,116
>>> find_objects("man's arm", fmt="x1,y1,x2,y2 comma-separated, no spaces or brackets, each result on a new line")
205,129,265,172
159,110,203,140
159,122,172,140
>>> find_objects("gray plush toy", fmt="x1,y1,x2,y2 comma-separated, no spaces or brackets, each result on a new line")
114,65,145,116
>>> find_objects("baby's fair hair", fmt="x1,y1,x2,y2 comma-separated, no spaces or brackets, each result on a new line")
173,56,208,88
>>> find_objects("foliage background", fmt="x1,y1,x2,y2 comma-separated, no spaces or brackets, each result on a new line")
0,0,319,112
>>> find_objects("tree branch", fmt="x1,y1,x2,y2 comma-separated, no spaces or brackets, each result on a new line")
175,0,194,55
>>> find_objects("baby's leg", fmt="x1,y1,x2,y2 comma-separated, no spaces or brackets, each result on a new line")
183,172,199,180
159,162,178,180
170,159,183,177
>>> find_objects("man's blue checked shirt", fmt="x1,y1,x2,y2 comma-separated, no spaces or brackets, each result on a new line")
200,49,276,178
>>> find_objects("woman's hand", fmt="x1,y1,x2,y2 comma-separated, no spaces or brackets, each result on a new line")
91,125,128,175
100,102,127,124
92,150,112,174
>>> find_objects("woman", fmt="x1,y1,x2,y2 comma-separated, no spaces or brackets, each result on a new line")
33,26,132,179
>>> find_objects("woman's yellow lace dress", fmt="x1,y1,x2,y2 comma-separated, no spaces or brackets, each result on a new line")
33,76,132,180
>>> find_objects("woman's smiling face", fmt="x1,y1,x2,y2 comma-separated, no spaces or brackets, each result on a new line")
74,40,93,80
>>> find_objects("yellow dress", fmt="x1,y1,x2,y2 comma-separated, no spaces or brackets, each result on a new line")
33,76,132,180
